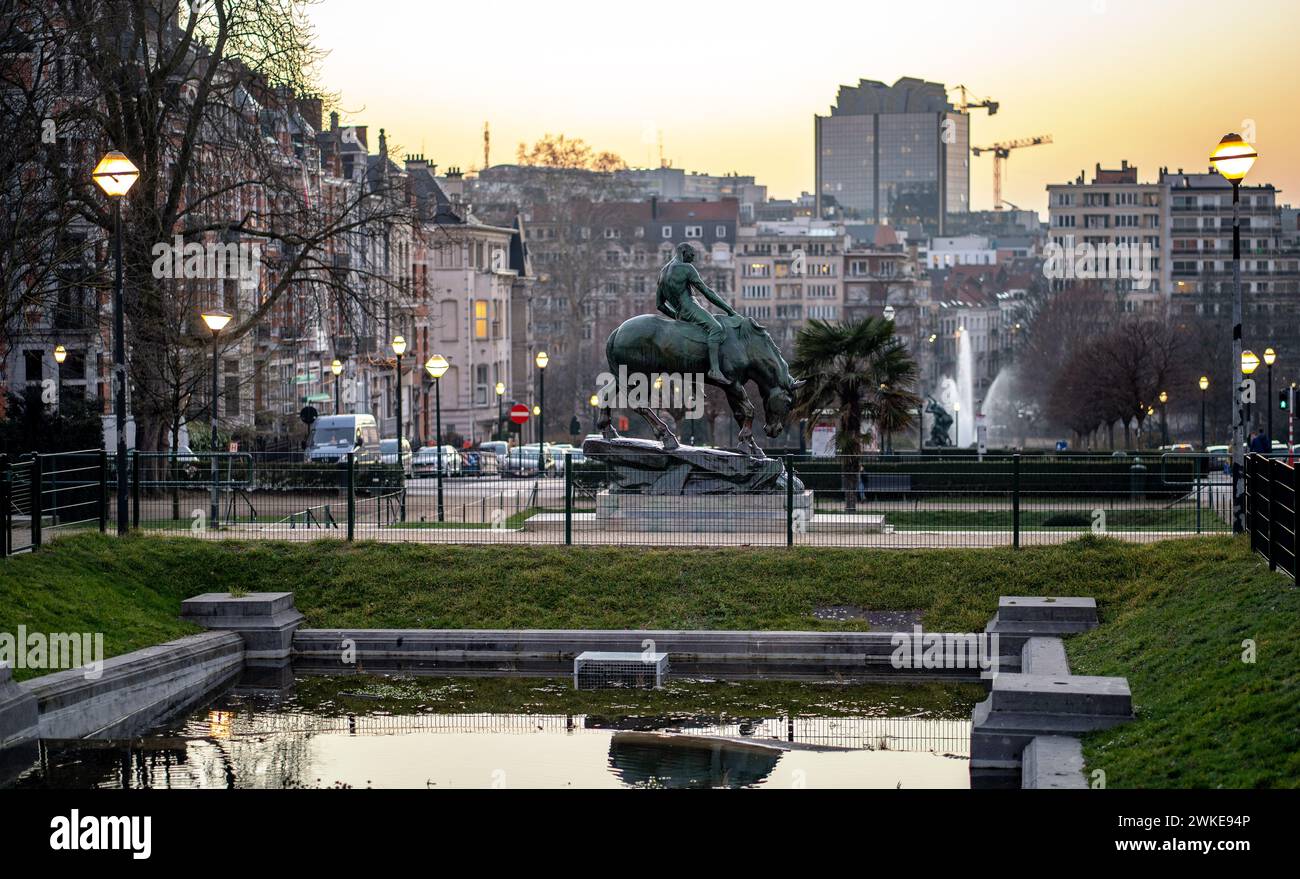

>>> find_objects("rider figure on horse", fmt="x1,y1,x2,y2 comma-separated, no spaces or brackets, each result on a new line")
656,242,736,386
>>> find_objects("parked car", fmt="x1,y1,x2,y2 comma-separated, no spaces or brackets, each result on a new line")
304,414,380,464
503,445,555,478
412,444,461,477
478,440,510,461
379,438,413,476
459,449,500,477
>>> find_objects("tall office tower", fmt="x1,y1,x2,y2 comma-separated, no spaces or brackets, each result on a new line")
815,77,969,235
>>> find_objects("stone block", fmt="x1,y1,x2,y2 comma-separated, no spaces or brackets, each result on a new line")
998,596,1098,625
181,592,304,660
0,663,39,749
1021,637,1070,676
1022,735,1087,789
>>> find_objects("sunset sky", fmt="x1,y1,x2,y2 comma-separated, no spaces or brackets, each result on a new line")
309,0,1299,215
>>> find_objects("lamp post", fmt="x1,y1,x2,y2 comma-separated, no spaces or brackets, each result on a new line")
1199,375,1209,450
1242,349,1259,435
1264,347,1277,445
92,150,140,535
495,381,506,441
200,309,232,530
425,354,448,522
535,351,549,476
391,335,407,521
1158,390,1169,446
53,345,66,415
1210,132,1257,533
331,358,344,414
590,393,600,432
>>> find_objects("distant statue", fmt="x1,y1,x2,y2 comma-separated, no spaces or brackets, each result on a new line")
926,396,953,447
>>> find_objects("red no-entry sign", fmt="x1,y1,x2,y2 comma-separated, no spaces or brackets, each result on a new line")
509,403,530,424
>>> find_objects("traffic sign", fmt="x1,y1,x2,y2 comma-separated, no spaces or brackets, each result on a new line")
509,403,530,425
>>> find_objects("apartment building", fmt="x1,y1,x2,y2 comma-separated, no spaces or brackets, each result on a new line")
1045,160,1169,315
734,218,848,354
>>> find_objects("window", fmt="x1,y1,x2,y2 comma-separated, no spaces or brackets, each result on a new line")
24,350,43,383
715,225,727,237
475,364,488,406
684,225,702,238
662,225,672,238
474,300,488,339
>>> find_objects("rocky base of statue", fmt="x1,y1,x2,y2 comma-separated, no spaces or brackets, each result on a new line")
582,436,804,495
582,436,810,532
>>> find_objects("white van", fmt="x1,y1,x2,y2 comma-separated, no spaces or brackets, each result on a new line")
305,414,381,464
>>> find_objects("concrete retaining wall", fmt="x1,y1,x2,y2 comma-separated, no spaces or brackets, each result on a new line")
292,628,990,682
20,632,243,740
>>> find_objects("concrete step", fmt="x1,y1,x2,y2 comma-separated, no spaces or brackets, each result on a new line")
998,596,1098,624
1022,736,1087,789
988,673,1131,717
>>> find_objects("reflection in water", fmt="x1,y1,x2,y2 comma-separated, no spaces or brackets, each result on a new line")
608,733,782,788
10,694,971,790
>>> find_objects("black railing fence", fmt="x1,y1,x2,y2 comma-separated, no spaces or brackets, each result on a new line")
1245,452,1298,579
1,448,1234,555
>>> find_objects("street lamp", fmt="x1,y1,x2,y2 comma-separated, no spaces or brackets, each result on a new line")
1199,375,1209,450
200,309,232,530
92,150,140,535
331,358,344,414
495,380,506,441
1158,390,1169,446
1242,348,1259,435
1210,132,1257,533
1264,347,1277,444
535,351,549,476
425,354,449,522
391,335,407,521
882,305,896,322
53,344,66,414
590,393,600,432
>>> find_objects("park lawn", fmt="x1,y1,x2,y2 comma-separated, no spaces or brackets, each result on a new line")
0,531,1296,787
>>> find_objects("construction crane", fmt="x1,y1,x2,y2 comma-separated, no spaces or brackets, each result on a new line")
952,85,998,116
971,135,1053,209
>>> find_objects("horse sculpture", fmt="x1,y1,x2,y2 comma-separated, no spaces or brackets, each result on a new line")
596,312,802,458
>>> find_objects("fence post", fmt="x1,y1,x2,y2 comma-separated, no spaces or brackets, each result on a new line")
1246,455,1257,553
1012,453,1021,550
346,452,355,542
785,455,794,547
1267,458,1278,570
98,450,109,534
1,454,9,557
131,450,141,529
564,452,573,546
31,452,42,549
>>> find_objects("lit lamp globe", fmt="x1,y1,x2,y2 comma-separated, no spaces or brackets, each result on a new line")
424,354,449,380
495,381,505,396
1209,133,1257,183
1159,391,1168,404
1264,347,1277,366
91,150,140,197
533,405,541,416
330,358,343,377
391,335,407,357
883,305,896,322
590,394,599,407
53,345,67,364
535,351,549,370
1199,376,1210,392
200,309,233,334
1241,349,1260,375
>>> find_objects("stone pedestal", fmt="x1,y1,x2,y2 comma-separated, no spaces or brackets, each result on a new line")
181,592,304,660
595,489,813,532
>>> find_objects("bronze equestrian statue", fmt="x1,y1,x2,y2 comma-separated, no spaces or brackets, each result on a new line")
597,243,803,458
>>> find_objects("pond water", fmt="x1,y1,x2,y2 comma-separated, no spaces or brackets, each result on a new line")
10,676,974,790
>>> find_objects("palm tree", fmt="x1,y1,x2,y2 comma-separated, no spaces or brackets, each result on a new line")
790,317,920,512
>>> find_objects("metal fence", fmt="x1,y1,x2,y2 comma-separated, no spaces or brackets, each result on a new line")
1246,452,1298,579
1,448,1234,555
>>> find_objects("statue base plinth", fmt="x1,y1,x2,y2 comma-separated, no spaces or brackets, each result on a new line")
594,489,814,532
581,436,803,495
